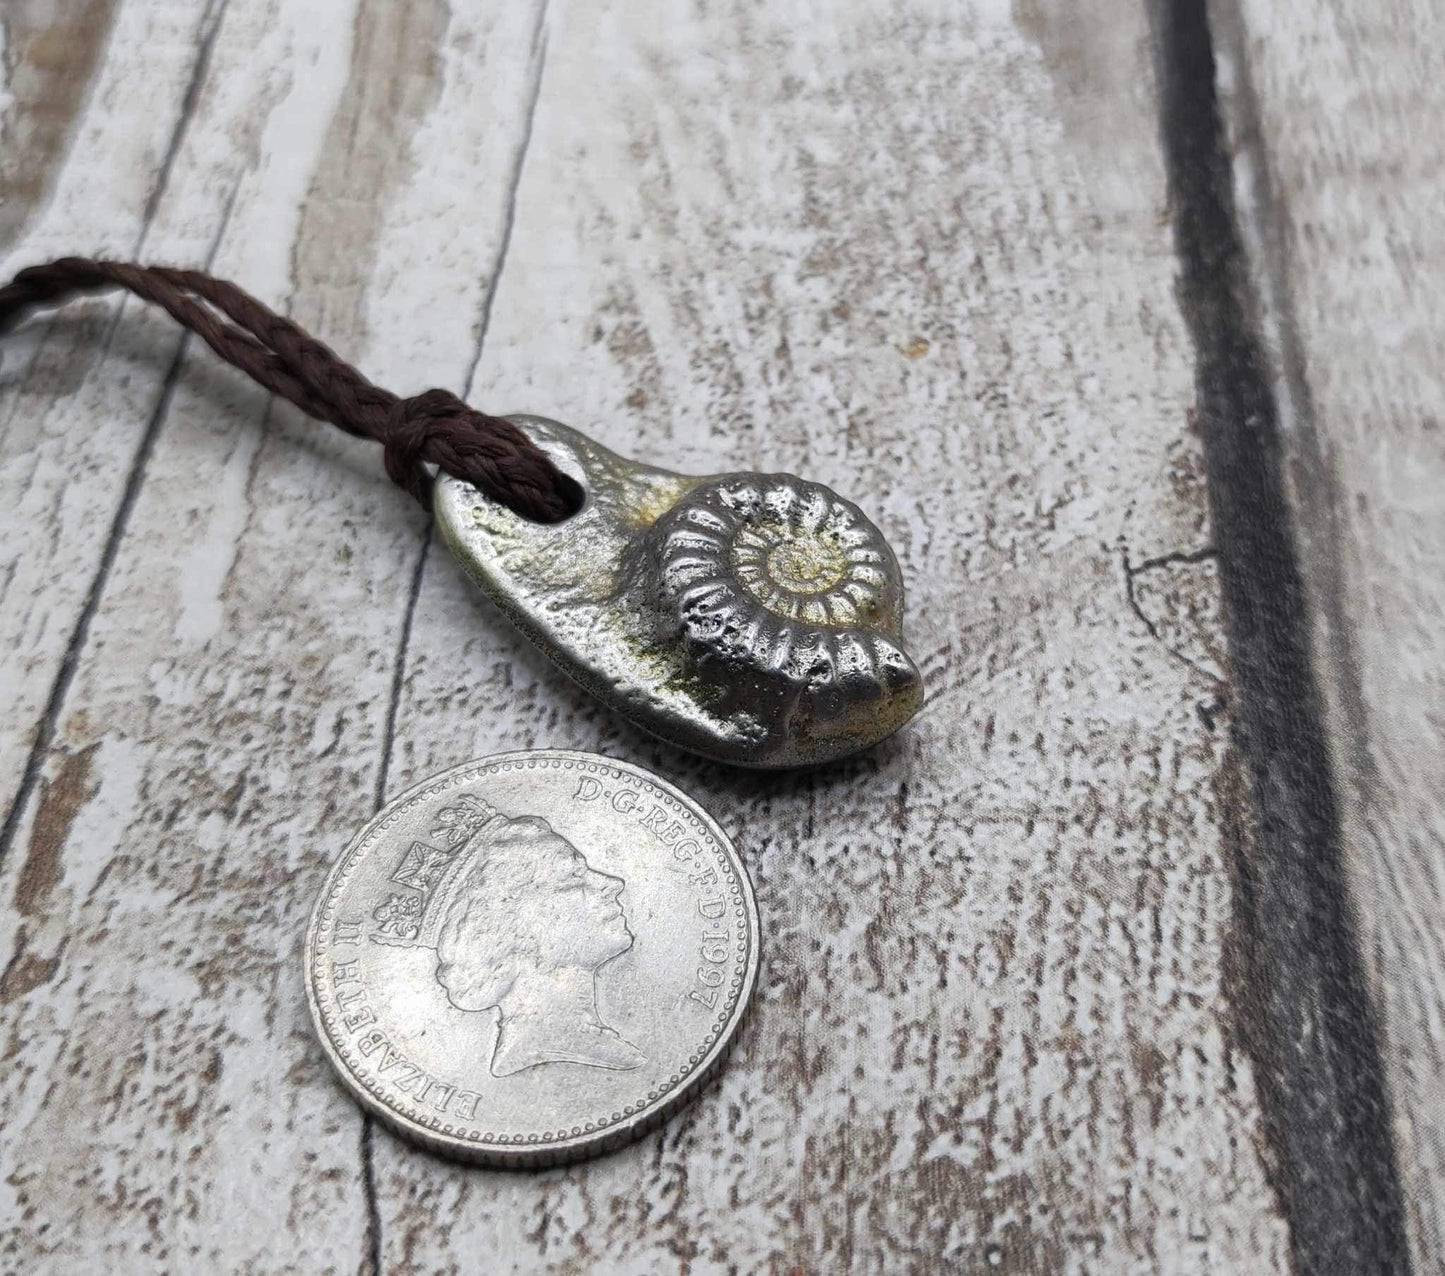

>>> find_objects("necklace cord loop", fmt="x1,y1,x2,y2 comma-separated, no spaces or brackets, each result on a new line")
0,257,583,522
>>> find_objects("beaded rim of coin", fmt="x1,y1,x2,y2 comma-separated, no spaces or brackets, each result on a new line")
304,750,760,1167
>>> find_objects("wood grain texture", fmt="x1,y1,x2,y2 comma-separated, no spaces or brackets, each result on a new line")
371,0,1288,1270
0,0,1377,1271
1217,1,1445,1269
0,0,233,830
0,2,548,1270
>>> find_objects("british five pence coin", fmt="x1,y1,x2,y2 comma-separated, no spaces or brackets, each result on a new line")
304,750,760,1166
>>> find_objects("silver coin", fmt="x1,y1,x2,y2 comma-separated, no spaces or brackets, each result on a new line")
304,750,760,1167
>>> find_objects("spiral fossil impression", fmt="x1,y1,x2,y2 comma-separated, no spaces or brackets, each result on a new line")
435,416,925,767
646,475,922,754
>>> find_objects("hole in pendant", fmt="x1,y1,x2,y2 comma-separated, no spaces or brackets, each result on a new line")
492,467,587,524
544,470,587,523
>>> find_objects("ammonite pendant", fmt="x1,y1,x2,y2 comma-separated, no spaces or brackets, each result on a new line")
435,417,923,768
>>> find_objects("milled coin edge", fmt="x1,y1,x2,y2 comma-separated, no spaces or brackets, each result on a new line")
302,749,761,1168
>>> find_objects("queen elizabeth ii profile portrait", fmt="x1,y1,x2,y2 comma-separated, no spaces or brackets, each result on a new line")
370,795,645,1077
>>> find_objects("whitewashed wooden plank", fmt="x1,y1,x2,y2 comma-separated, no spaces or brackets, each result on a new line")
371,1,1289,1270
0,0,237,830
1217,1,1445,1269
0,2,549,1270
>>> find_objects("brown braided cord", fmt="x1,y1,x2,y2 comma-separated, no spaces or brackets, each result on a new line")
0,258,583,522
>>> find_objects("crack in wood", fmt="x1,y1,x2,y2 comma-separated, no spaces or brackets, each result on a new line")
374,530,432,814
1149,0,1411,1268
358,5,554,1262
137,0,231,240
359,1117,382,1276
462,0,550,403
0,178,241,875
1120,542,1223,683
0,0,1329,1265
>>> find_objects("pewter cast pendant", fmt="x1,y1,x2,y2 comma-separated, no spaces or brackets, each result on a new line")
305,750,759,1167
435,417,924,768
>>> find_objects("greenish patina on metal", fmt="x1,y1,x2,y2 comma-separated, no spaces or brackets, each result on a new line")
435,416,923,768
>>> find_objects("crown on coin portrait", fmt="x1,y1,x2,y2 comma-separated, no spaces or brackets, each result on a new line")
370,794,509,949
